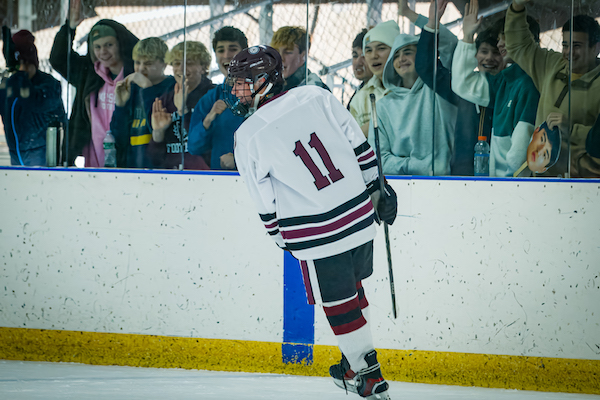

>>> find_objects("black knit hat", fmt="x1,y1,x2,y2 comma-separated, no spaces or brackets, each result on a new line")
12,30,38,69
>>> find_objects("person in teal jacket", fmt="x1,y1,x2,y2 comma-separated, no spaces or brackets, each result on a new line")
188,26,247,170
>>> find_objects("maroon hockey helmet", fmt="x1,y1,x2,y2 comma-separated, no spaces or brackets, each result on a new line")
227,45,283,85
225,45,284,116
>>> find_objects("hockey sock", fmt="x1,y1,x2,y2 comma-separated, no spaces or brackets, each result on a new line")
357,280,370,323
324,294,374,373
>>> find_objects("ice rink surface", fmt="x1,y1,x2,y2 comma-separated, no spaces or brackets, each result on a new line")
1,360,598,400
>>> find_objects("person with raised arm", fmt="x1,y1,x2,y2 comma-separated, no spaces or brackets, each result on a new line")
367,0,458,176
49,0,138,167
147,41,214,170
451,0,540,177
505,0,600,177
188,27,248,170
110,37,175,168
413,0,497,176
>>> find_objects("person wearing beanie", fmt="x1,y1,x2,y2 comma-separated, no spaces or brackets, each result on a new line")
49,1,138,167
1,29,66,166
367,1,458,176
348,20,400,137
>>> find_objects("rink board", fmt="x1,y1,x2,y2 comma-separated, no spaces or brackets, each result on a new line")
1,168,599,393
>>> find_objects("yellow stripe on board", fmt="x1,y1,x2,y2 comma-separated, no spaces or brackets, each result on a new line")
0,327,598,394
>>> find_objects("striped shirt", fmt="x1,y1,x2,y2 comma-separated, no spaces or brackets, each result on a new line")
235,86,379,260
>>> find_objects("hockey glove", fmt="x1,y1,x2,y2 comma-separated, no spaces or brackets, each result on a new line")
377,181,398,225
2,26,19,73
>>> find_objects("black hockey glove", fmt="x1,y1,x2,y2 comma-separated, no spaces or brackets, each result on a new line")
2,26,19,73
377,181,398,225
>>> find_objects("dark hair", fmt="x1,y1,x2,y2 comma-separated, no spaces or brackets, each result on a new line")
490,17,540,43
546,125,561,170
476,27,499,51
352,29,369,49
212,26,248,51
562,15,600,47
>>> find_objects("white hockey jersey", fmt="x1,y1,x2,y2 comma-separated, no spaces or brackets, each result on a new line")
234,85,380,260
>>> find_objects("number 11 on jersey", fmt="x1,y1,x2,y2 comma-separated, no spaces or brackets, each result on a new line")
293,132,344,190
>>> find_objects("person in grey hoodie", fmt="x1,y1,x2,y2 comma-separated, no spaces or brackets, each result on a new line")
368,13,457,176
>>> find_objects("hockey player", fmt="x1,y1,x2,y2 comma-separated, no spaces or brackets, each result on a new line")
226,45,397,399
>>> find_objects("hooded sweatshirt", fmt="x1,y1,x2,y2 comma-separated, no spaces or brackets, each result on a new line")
82,62,124,167
368,33,457,176
50,19,138,165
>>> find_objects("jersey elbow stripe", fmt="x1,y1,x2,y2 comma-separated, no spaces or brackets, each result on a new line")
357,149,375,163
360,159,378,171
354,142,371,156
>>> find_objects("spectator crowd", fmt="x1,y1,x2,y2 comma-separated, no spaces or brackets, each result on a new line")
1,0,599,177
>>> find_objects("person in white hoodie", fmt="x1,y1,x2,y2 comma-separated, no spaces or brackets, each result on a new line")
368,6,458,176
349,20,400,137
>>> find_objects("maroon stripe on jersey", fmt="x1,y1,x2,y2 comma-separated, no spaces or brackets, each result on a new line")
323,296,360,317
331,316,367,335
300,260,315,305
281,202,373,240
264,221,278,229
358,150,375,163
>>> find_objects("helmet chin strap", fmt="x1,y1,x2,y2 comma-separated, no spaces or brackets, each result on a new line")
250,82,273,113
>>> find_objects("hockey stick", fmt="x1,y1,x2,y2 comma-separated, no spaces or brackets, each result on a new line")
369,94,397,319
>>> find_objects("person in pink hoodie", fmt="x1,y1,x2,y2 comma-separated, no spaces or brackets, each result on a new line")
50,0,138,166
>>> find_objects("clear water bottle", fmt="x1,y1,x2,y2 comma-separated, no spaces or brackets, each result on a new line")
103,130,117,167
474,135,490,176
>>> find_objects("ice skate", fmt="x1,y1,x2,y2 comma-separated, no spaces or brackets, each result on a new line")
330,351,390,399
329,353,357,392
354,350,390,399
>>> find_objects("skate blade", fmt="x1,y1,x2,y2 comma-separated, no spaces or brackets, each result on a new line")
332,378,358,394
365,391,391,400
